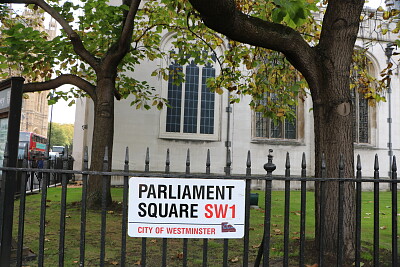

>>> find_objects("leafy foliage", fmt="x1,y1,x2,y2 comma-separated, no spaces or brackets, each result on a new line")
48,122,74,147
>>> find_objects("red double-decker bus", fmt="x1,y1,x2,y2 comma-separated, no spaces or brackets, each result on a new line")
18,131,47,160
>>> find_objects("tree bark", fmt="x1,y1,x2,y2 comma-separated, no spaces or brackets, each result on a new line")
87,77,115,208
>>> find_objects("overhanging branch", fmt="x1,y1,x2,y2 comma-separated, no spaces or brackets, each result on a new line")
22,74,97,100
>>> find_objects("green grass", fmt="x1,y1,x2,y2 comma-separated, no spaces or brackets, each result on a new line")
12,187,398,266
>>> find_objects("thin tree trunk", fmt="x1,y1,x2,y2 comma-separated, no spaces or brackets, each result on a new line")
87,78,115,208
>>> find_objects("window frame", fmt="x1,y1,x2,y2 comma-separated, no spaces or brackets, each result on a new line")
351,49,377,147
252,94,303,143
159,37,222,141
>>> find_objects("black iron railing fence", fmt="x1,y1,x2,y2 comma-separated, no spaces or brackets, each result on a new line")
0,146,398,267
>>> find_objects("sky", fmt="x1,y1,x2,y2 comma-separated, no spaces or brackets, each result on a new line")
49,97,76,124
47,0,387,125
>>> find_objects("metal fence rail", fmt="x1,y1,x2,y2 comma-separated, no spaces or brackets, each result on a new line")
0,147,398,267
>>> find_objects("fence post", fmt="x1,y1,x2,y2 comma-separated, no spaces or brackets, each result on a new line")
283,152,291,266
255,149,276,267
243,150,251,267
337,154,345,266
0,144,15,267
300,152,307,266
355,155,362,267
373,154,380,267
121,147,129,267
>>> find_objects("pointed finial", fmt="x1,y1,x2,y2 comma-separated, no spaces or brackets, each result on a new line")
125,147,129,164
165,148,170,174
206,149,210,175
186,149,190,174
374,154,379,171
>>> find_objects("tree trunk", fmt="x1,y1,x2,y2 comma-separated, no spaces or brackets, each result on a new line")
313,93,356,263
309,1,363,263
87,77,115,208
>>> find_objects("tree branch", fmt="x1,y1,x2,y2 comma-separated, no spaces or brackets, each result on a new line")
104,0,141,68
187,0,321,90
0,0,100,70
22,74,97,100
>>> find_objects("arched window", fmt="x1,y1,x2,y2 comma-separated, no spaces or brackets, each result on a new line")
350,50,377,145
252,51,303,142
160,45,221,141
166,60,216,134
254,93,297,139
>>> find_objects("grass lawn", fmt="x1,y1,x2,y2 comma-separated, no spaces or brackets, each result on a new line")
12,186,398,266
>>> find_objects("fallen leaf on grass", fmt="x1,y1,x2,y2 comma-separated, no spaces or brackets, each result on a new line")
292,236,300,240
134,260,141,265
380,226,387,230
177,252,184,259
229,257,239,263
306,264,318,267
273,229,282,235
252,244,261,249
110,261,119,265
150,239,157,243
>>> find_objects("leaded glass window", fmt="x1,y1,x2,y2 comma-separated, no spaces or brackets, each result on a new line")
351,90,369,144
166,58,215,135
254,94,297,139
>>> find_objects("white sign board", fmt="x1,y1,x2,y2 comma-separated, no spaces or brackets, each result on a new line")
128,177,246,238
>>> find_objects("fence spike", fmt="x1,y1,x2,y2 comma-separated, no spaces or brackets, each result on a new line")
2,142,8,169
285,152,290,169
125,147,129,165
103,146,109,171
246,150,251,176
246,150,251,168
145,147,150,172
165,148,170,174
393,156,397,172
339,154,344,178
84,146,89,170
186,149,190,174
64,146,69,160
374,154,379,171
103,147,108,162
24,143,28,160
321,153,326,178
339,154,344,169
206,149,210,175
321,153,326,170
357,154,361,171
301,152,306,169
